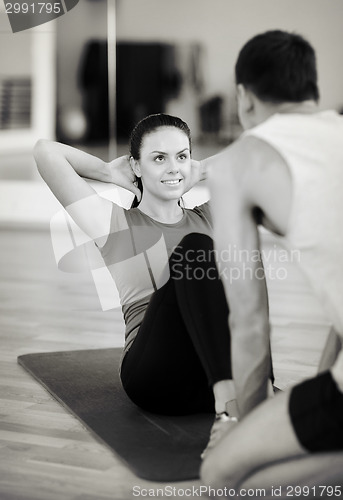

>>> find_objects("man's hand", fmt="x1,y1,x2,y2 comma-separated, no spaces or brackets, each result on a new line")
107,155,142,201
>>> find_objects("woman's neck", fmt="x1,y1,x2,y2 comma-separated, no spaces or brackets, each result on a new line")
137,197,183,223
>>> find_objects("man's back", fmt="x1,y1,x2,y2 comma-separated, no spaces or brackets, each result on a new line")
244,110,343,336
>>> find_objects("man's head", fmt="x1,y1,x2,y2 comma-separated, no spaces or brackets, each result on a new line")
235,30,319,129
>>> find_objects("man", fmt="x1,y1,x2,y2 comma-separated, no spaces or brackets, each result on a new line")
201,30,343,489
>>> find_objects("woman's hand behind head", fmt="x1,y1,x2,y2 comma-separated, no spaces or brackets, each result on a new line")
108,155,142,202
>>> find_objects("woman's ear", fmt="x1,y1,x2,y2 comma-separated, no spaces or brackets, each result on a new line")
130,157,142,178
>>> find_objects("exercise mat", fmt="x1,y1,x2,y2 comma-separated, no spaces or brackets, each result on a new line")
18,348,213,481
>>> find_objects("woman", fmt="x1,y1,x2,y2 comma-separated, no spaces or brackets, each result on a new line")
34,113,236,430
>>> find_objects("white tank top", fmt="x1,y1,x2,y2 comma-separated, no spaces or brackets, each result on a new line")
245,110,343,388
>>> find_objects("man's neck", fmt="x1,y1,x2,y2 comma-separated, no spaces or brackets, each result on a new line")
255,99,318,125
273,100,318,115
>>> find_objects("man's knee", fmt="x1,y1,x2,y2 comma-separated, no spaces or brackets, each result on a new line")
200,451,239,491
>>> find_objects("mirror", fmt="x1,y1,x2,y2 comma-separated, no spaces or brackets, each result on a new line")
0,7,55,155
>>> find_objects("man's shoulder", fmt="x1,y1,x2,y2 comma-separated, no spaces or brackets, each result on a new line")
209,134,286,186
208,133,292,232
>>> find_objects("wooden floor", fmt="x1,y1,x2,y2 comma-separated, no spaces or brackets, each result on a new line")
0,228,332,500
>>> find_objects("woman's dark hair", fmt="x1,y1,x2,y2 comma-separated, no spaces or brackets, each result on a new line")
129,113,191,208
235,30,320,104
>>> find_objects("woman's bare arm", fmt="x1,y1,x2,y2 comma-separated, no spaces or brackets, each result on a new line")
34,140,140,240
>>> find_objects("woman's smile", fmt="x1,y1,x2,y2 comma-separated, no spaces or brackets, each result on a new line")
161,178,183,186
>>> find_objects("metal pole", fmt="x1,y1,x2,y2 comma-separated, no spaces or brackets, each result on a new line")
107,0,117,160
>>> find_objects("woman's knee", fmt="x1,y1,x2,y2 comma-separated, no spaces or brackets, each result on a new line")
177,232,213,253
170,233,216,275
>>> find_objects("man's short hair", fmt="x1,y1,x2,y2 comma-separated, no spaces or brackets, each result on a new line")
235,30,319,103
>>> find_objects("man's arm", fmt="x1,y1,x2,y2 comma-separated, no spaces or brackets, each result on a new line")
318,327,342,373
208,143,272,417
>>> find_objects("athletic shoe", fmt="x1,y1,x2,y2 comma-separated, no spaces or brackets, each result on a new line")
201,411,237,460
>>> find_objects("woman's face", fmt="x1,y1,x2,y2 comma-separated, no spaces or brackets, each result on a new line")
134,126,191,202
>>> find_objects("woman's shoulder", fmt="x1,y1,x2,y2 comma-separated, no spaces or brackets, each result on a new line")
188,200,211,217
125,206,152,225
95,201,130,251
186,200,212,227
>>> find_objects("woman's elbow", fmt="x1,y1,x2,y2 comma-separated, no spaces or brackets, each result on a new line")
33,139,55,175
34,138,51,158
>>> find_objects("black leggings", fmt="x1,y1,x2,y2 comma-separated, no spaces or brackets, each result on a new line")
120,233,232,415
